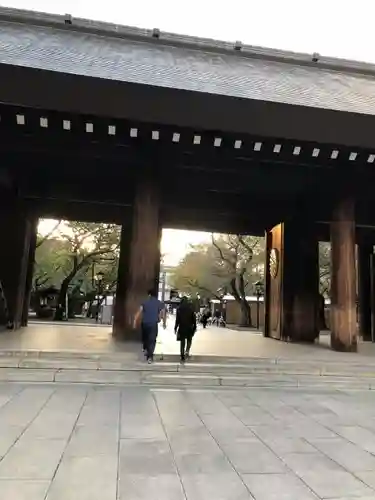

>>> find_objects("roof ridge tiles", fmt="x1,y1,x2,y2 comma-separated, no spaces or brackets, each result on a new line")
0,6,375,77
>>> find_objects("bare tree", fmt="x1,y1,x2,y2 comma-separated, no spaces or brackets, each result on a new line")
54,222,120,320
211,234,263,327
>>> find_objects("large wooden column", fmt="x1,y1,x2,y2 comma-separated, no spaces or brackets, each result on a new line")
0,199,33,329
21,219,38,327
113,217,133,337
113,180,161,339
330,198,357,351
265,220,319,342
358,240,373,342
153,224,162,298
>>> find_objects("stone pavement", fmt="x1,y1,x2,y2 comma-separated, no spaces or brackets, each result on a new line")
2,384,375,499
1,320,375,361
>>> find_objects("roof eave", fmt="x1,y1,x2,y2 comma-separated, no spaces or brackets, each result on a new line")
1,6,375,78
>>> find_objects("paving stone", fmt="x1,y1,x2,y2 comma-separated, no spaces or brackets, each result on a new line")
221,440,287,474
355,471,375,489
181,472,254,499
333,425,375,454
19,358,99,370
65,425,118,456
0,357,21,368
55,369,141,384
118,474,185,500
0,387,54,427
220,376,297,387
230,405,277,425
258,436,317,456
0,480,50,500
299,470,373,498
0,368,56,382
176,450,234,475
281,452,345,475
46,455,117,500
309,438,375,472
119,439,176,475
327,498,375,500
143,373,220,386
242,473,318,499
169,430,221,455
121,414,165,439
22,388,86,439
78,406,119,427
0,425,26,458
198,413,256,442
0,438,66,479
1,381,375,499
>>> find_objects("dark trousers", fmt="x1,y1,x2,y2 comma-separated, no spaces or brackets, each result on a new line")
141,323,158,359
180,335,193,360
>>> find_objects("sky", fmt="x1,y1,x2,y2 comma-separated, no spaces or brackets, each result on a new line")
16,0,375,263
38,220,210,266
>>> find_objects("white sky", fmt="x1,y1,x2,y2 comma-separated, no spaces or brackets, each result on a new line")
38,220,210,266
20,0,375,263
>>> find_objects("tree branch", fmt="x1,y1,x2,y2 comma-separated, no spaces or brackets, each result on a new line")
230,277,242,302
211,234,236,270
187,280,222,301
237,235,259,257
36,220,62,248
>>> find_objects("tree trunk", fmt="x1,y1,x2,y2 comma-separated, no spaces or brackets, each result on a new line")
86,300,94,318
230,276,252,327
239,298,251,327
54,276,72,321
53,255,91,321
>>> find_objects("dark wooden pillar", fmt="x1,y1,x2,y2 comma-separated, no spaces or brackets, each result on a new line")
330,198,357,351
265,220,319,342
21,219,38,327
113,180,160,339
113,217,133,337
153,224,162,297
358,240,373,341
0,199,33,329
371,254,375,343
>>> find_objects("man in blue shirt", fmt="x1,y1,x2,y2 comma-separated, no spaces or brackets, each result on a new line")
133,289,166,363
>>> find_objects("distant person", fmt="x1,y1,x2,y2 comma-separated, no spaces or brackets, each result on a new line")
201,307,210,328
213,309,221,326
174,297,197,363
133,289,166,363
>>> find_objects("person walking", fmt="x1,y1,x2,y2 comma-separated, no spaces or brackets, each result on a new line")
133,289,166,363
174,297,197,363
201,307,210,328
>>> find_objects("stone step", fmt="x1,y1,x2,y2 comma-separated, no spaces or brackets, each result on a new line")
0,363,375,389
1,354,375,377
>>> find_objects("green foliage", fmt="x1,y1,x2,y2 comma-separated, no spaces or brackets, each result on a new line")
35,220,120,304
34,237,71,289
319,242,331,296
170,244,223,300
171,235,265,300
170,234,265,326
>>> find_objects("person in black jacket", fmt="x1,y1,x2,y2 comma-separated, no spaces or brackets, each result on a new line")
174,297,197,362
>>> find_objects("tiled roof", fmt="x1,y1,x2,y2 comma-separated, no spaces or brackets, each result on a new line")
1,7,375,115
